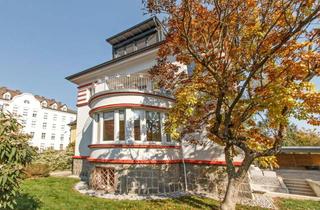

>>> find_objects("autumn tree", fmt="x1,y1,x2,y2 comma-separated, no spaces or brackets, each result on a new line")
144,0,320,209
284,124,320,146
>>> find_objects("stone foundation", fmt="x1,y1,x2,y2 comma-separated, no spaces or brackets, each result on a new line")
72,160,252,198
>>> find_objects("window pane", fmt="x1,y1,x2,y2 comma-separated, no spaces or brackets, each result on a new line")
103,111,114,141
133,110,140,141
119,110,125,140
165,114,171,142
146,111,161,141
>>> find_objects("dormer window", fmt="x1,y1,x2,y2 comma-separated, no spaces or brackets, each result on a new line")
24,100,30,104
51,103,58,110
3,92,11,100
61,105,67,112
41,101,48,107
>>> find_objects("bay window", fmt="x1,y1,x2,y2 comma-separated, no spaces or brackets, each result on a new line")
133,110,141,141
119,110,125,140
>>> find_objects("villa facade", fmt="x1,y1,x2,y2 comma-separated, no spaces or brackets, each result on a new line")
66,17,249,196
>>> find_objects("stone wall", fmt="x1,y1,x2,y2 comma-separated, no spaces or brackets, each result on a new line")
90,163,184,195
73,159,92,181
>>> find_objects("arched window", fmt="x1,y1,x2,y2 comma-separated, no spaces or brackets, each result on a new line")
61,105,67,112
41,101,47,107
3,92,11,100
24,100,30,104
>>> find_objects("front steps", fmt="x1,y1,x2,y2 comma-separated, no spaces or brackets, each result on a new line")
283,178,316,197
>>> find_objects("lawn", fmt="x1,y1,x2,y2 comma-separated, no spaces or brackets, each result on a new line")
16,177,320,210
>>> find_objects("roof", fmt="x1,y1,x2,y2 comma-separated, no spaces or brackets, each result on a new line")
0,86,76,114
106,16,162,45
65,40,163,81
280,146,320,154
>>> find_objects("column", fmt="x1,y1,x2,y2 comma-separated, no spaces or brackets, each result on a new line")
160,112,166,143
92,114,98,144
114,110,119,141
125,109,134,143
141,110,147,142
99,113,104,142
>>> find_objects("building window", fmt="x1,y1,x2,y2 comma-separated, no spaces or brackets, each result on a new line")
41,101,47,107
61,106,67,112
119,110,125,140
52,124,56,130
50,143,54,149
24,100,30,104
43,112,48,120
61,125,65,130
103,111,114,141
59,144,63,150
133,110,141,141
51,133,55,140
31,120,36,128
165,114,171,142
40,143,45,151
60,134,64,141
62,116,66,122
21,119,26,126
41,133,46,139
30,132,35,138
53,114,57,121
42,122,47,129
22,108,28,116
146,111,161,141
32,110,37,117
51,103,58,109
12,105,18,115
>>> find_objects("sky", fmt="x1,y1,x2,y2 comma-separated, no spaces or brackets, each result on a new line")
0,0,319,131
0,0,147,109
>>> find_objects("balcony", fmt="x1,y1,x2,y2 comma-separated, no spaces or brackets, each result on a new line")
90,74,172,98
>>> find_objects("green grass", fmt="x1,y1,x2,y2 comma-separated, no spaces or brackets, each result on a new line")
15,177,320,210
275,198,320,210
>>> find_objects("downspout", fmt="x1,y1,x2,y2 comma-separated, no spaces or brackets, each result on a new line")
180,139,188,192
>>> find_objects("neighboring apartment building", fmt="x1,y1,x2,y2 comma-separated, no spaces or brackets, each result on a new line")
66,17,248,196
0,87,76,151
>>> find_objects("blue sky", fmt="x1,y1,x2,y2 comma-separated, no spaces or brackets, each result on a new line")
0,0,147,108
0,0,319,130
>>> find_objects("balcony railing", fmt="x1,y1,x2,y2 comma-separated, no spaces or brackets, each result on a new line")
90,74,172,97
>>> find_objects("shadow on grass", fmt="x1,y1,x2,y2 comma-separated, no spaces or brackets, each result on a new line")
149,196,220,210
15,193,42,210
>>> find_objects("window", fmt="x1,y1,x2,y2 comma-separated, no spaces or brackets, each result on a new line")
31,120,36,128
42,122,47,129
165,114,171,142
103,111,114,141
32,110,37,117
61,125,65,130
52,124,56,130
43,112,48,120
62,116,66,122
24,100,30,104
41,133,46,139
60,134,64,141
146,111,161,141
53,114,57,121
30,132,35,138
12,105,18,115
51,133,55,140
50,143,54,149
61,106,67,112
51,103,58,109
59,144,64,150
21,119,26,126
119,110,125,140
41,101,47,107
22,108,28,116
133,110,141,141
40,143,45,151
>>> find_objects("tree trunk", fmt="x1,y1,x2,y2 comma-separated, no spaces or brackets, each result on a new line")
220,176,240,210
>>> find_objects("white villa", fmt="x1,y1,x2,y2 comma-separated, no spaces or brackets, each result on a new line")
0,87,76,151
66,17,249,196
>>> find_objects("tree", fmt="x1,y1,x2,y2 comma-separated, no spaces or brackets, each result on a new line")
284,124,320,146
144,0,320,209
0,112,35,209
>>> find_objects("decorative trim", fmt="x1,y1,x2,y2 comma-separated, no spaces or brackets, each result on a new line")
78,93,87,97
86,158,242,166
77,98,87,103
77,102,89,107
87,158,181,164
77,83,92,89
89,103,168,116
88,144,181,149
72,156,89,159
89,91,175,105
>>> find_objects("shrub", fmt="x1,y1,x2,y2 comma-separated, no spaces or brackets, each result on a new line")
23,163,50,178
0,112,36,209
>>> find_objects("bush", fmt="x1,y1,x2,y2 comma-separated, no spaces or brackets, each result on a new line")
0,112,36,209
23,163,50,178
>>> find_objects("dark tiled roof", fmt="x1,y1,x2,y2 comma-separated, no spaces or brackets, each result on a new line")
0,86,76,114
